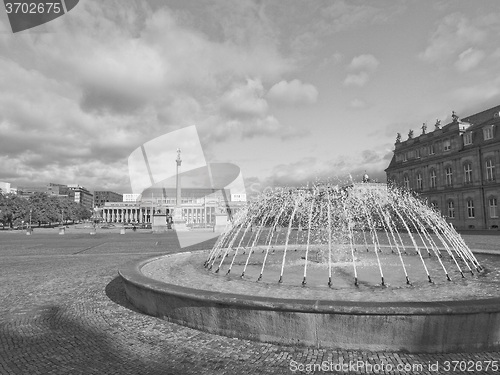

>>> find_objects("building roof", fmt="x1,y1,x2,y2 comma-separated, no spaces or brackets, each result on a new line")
461,104,500,127
385,104,500,172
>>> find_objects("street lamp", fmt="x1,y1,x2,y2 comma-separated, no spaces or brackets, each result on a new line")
29,209,32,230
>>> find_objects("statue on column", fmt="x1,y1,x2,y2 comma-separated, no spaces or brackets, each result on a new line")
173,147,188,231
421,122,427,134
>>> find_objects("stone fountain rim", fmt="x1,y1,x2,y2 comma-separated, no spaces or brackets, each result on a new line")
119,250,500,316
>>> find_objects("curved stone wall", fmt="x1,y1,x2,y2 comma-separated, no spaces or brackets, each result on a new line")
119,255,500,353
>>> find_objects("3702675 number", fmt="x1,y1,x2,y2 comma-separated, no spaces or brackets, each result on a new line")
443,360,499,372
5,2,61,14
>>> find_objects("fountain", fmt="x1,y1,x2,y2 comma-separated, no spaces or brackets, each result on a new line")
120,182,500,353
205,183,482,288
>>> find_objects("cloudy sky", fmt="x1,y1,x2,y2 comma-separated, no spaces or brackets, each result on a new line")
1,0,500,195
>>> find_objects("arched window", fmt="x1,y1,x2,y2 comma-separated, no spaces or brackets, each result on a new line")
447,200,455,218
403,174,410,189
416,172,422,190
430,169,437,188
486,159,495,181
489,197,498,218
464,162,472,184
445,166,453,186
431,201,438,211
467,199,475,218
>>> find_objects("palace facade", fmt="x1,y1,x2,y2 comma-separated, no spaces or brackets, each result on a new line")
385,104,500,230
97,187,246,226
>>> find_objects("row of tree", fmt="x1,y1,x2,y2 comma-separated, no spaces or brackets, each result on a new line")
0,192,92,228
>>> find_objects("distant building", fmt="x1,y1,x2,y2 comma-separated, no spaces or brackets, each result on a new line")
17,183,69,198
385,104,500,230
98,187,246,225
231,193,247,202
123,193,141,202
94,191,123,207
17,183,93,211
0,182,11,194
67,184,94,210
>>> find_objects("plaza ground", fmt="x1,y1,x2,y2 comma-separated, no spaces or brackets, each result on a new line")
1,227,500,374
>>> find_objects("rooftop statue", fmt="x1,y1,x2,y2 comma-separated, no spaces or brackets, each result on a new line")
435,119,441,129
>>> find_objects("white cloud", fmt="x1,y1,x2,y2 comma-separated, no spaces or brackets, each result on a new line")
319,1,401,34
454,48,485,72
344,72,369,87
452,76,500,104
199,79,309,142
0,1,298,190
348,54,379,71
263,147,389,187
266,79,318,105
419,13,487,63
343,54,379,88
219,79,268,119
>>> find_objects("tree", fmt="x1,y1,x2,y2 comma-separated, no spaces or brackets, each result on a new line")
29,192,59,226
76,203,92,221
0,193,29,228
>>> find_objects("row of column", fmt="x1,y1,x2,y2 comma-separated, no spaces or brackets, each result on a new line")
102,207,155,223
185,207,215,224
101,206,217,224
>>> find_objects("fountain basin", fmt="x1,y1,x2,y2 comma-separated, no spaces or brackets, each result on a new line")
119,250,500,353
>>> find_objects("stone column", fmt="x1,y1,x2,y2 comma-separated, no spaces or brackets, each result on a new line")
173,148,188,231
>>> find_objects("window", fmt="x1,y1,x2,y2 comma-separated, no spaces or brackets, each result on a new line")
464,163,472,183
415,148,421,159
467,199,475,218
403,174,410,189
490,198,498,218
403,153,407,162
445,167,453,186
484,126,494,140
486,159,495,181
430,169,437,188
416,173,422,190
443,139,451,151
431,201,438,210
464,132,472,145
429,144,435,155
448,200,455,218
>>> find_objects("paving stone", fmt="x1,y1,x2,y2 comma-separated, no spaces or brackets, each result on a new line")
0,230,500,374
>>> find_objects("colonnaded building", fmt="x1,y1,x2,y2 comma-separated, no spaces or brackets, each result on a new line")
97,187,246,226
385,104,500,230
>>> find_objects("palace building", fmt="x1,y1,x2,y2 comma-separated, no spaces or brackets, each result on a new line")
385,104,500,230
97,187,246,226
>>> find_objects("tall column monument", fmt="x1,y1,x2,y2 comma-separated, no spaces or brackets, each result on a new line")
173,148,188,231
176,148,182,209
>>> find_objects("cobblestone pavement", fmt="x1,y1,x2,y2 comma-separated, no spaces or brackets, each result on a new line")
1,228,500,374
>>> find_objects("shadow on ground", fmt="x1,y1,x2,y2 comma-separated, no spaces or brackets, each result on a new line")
0,305,178,375
105,276,143,314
